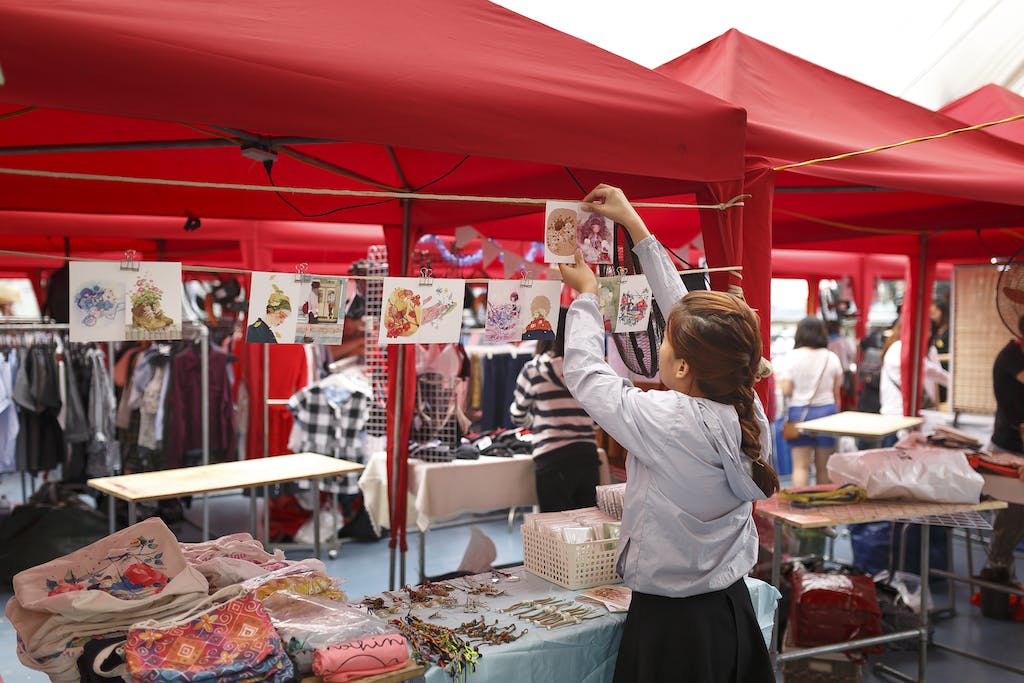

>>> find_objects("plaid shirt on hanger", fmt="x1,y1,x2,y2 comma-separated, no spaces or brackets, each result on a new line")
287,385,369,494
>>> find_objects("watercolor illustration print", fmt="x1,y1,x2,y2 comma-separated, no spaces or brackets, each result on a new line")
45,535,169,599
578,211,612,265
522,294,556,341
419,286,458,328
129,274,174,332
248,284,292,343
617,287,651,331
485,281,522,343
74,283,123,328
383,287,422,339
544,201,581,263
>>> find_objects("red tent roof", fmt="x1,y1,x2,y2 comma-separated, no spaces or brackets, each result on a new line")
939,84,1024,147
0,0,745,236
656,30,1024,250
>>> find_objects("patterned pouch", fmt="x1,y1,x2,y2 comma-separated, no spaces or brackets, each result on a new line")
125,590,294,682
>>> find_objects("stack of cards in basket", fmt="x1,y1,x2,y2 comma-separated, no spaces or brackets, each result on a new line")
522,507,617,544
595,483,626,520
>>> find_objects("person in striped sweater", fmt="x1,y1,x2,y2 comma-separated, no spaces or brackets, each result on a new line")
509,306,601,512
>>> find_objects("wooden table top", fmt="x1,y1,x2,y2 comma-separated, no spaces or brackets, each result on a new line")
756,492,1006,530
795,411,924,438
87,452,364,503
301,660,427,683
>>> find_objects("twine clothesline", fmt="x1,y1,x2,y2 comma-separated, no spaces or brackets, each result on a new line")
0,248,742,281
0,166,748,210
773,113,1024,172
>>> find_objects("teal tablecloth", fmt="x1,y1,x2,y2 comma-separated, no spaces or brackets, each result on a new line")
410,568,779,683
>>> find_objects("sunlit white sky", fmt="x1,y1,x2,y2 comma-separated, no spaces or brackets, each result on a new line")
494,0,1024,109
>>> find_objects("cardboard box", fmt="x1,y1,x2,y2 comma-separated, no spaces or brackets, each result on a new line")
781,626,862,683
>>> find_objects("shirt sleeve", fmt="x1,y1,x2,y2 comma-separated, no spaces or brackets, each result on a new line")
633,235,688,315
563,293,649,457
508,362,535,428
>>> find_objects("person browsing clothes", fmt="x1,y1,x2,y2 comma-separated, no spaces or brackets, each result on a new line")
559,184,777,683
509,306,600,512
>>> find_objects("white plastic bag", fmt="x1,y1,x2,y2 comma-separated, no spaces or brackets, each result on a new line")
826,447,983,503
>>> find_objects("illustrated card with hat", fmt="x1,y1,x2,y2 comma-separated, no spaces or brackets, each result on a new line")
246,272,300,344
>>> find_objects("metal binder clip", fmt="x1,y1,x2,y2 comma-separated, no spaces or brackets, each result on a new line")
616,266,628,283
419,266,434,287
294,262,309,283
120,249,140,271
520,267,534,288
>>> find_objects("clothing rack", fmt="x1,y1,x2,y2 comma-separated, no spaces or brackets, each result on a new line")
0,322,75,504
180,321,212,540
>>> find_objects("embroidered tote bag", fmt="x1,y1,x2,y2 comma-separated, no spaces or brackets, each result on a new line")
126,590,294,683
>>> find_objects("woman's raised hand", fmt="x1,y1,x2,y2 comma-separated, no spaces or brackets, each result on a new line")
582,184,648,240
558,250,598,296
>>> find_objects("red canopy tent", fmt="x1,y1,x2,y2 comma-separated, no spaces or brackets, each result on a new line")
0,0,747,583
656,30,1024,414
940,84,1024,146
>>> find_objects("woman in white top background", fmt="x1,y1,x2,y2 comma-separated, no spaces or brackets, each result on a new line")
780,316,843,487
559,184,776,683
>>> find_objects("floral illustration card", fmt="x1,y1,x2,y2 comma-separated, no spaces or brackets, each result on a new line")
124,263,183,341
598,274,652,333
378,277,466,345
294,274,348,344
69,261,127,342
246,271,301,344
544,201,613,265
484,279,522,344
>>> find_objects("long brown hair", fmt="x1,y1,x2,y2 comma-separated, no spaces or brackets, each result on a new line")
881,320,901,361
666,290,780,497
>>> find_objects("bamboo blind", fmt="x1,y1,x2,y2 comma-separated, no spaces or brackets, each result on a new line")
951,264,1006,415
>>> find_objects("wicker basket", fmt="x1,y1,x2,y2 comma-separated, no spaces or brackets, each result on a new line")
521,524,620,590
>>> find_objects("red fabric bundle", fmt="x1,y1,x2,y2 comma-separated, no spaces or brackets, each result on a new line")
790,570,884,655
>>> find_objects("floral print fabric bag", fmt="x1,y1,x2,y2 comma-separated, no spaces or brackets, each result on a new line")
126,589,294,683
7,518,210,683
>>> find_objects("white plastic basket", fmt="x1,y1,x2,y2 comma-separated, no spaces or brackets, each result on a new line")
521,524,621,590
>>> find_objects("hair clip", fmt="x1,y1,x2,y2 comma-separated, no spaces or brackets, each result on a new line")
519,267,534,288
294,262,309,283
616,266,628,284
419,266,434,287
120,249,140,272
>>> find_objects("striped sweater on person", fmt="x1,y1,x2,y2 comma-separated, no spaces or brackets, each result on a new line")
509,352,596,456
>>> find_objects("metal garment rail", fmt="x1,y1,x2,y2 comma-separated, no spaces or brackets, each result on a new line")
0,322,74,503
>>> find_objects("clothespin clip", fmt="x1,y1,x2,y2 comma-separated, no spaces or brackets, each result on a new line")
419,266,434,287
520,267,534,288
294,262,309,283
120,249,140,272
616,266,628,284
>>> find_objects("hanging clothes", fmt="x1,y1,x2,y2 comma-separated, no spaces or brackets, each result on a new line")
13,346,64,473
84,347,119,478
0,349,19,474
166,343,236,469
287,373,371,495
239,342,308,459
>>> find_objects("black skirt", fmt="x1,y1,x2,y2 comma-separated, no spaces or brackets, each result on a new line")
613,579,774,683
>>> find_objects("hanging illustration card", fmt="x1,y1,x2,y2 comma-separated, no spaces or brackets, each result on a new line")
378,277,466,345
295,274,348,344
246,272,300,344
519,280,562,341
69,261,127,342
596,276,621,329
544,201,582,264
484,280,523,344
577,210,613,265
612,275,653,333
125,262,183,341
544,201,614,265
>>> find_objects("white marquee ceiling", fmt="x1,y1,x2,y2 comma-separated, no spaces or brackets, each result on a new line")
495,0,1024,110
